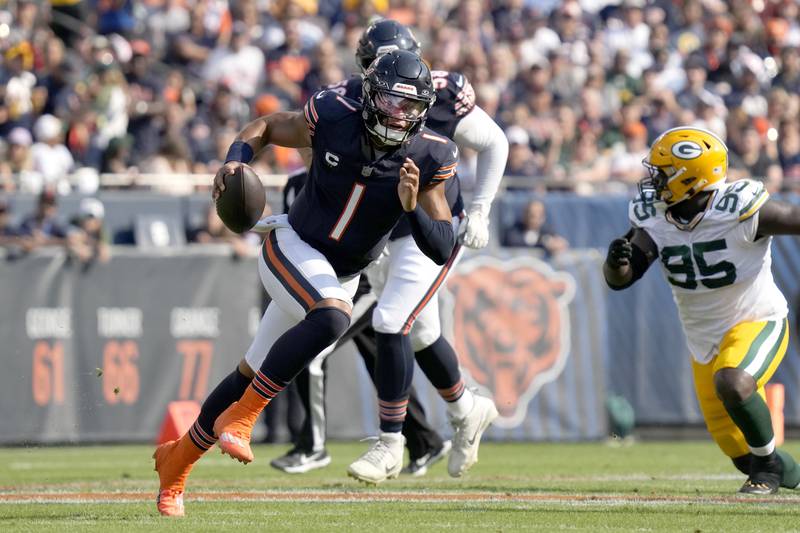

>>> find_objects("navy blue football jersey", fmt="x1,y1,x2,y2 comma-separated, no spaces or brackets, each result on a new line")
428,70,476,139
289,90,459,276
324,73,468,237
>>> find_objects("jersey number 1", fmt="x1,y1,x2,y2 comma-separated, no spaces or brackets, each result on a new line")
329,183,366,241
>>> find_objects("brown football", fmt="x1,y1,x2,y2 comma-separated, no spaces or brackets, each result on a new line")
215,164,266,233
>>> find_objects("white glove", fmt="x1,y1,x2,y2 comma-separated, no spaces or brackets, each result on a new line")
461,207,490,249
251,214,291,233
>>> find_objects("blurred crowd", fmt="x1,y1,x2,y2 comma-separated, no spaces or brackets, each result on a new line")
0,0,799,198
0,189,112,263
0,188,269,260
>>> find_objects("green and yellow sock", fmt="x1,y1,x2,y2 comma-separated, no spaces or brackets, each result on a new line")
724,393,775,455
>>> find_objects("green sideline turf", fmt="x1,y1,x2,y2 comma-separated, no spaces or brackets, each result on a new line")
1,441,799,532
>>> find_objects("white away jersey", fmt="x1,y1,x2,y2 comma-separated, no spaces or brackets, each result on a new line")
629,179,787,363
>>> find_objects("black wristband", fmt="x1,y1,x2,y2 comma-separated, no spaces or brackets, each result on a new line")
225,141,254,163
407,205,456,265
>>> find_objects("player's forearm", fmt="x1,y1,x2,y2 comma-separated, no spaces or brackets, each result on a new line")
452,106,509,214
234,117,271,155
756,199,800,235
228,112,310,162
407,205,455,265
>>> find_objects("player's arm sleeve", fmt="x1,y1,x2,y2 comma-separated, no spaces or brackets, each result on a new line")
753,198,800,237
451,105,509,215
628,228,658,282
413,147,458,264
407,199,456,265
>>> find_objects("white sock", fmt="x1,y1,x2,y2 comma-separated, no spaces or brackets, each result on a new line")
749,437,776,457
447,388,474,419
379,431,405,444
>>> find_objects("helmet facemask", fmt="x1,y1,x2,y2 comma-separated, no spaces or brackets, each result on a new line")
639,161,676,203
363,82,433,149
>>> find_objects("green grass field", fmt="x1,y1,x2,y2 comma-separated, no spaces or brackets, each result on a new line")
1,441,800,532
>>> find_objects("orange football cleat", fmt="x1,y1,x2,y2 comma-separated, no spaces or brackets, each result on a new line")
153,436,204,517
213,401,261,464
156,489,184,517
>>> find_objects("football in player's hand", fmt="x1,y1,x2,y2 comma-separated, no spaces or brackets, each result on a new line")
215,164,266,233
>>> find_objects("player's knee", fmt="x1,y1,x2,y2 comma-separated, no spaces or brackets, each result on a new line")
714,368,756,405
372,307,405,335
732,454,752,475
410,325,440,352
306,306,351,343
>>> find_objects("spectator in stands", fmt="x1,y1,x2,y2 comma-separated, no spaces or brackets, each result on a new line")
30,114,74,195
19,189,68,247
125,41,164,160
167,4,217,79
142,135,194,194
189,203,266,259
203,21,265,99
36,35,75,118
609,122,650,185
100,135,133,174
775,46,800,93
678,54,725,115
67,198,111,264
601,1,651,78
1,127,40,192
266,18,314,105
1,41,36,131
503,126,539,185
729,126,783,192
97,0,136,37
503,199,568,257
560,131,611,189
12,1,40,44
91,66,130,154
779,121,800,188
0,198,22,250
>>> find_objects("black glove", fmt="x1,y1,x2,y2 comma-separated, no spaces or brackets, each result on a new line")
607,238,633,269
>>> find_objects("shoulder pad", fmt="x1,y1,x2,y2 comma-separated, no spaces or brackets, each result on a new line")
323,77,363,102
711,179,769,222
417,128,458,184
303,90,360,137
628,190,660,229
431,70,475,117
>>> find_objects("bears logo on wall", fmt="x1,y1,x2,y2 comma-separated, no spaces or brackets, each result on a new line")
447,255,576,428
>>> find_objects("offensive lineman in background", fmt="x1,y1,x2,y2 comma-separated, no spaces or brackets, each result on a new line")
270,19,509,482
604,127,800,494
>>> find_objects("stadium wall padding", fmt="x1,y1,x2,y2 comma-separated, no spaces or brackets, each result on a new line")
3,192,800,443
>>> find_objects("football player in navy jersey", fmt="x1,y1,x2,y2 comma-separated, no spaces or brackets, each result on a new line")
276,19,507,483
272,167,451,477
152,50,460,516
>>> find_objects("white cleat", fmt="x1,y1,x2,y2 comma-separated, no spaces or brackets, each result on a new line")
448,394,498,478
347,432,405,484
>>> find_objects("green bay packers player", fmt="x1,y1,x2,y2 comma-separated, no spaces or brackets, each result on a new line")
604,127,800,494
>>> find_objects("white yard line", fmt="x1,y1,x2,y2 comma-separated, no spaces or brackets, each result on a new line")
0,489,798,506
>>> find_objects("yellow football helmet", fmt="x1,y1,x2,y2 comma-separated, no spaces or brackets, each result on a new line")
640,127,728,205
